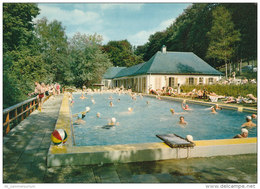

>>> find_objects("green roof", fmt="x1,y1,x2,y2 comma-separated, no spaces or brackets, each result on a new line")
135,51,223,75
104,51,223,79
103,67,126,79
114,62,146,78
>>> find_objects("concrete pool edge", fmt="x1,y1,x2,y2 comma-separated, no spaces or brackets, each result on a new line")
47,92,257,167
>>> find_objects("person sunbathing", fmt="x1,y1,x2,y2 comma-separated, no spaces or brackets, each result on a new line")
224,97,236,103
247,94,257,102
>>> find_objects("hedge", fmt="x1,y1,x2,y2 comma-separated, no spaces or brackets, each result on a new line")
180,84,257,97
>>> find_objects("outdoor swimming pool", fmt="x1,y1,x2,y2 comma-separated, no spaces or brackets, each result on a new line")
70,93,257,146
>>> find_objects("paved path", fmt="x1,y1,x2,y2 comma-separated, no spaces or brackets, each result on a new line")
3,94,257,183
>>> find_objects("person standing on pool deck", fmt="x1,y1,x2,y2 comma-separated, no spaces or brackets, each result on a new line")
241,116,256,128
233,128,248,138
29,81,43,111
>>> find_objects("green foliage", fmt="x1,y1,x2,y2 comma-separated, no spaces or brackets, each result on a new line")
206,6,240,64
224,3,257,61
103,40,143,67
135,3,256,70
3,3,40,52
69,33,113,88
35,18,71,84
181,84,257,98
3,3,43,108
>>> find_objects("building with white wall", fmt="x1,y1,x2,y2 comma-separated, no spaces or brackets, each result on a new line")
102,46,223,93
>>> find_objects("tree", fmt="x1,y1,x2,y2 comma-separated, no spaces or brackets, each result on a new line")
224,3,257,65
69,33,113,87
35,18,71,84
206,6,240,78
3,3,45,108
103,40,143,67
3,3,40,52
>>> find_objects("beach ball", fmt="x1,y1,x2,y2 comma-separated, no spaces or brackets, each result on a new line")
51,129,68,145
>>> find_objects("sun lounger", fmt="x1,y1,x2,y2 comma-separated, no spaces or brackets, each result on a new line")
209,96,218,102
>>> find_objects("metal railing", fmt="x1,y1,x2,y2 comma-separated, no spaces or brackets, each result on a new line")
3,97,39,135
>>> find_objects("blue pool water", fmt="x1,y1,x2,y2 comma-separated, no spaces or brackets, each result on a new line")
70,93,257,146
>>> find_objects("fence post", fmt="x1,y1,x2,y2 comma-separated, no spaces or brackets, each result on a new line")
5,113,10,134
15,109,18,123
21,106,24,121
30,102,32,113
33,100,36,111
26,105,29,117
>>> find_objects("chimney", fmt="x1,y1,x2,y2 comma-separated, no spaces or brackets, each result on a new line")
161,45,166,53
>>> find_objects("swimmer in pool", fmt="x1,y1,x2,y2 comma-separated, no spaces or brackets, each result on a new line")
211,106,217,114
182,101,192,111
91,99,95,104
146,101,149,105
80,93,86,99
102,118,119,129
179,116,187,125
233,128,248,138
74,116,86,125
109,101,113,107
108,96,113,100
215,104,222,110
251,114,257,119
96,112,100,118
170,108,187,115
241,116,256,128
117,99,120,102
128,107,133,112
73,106,90,118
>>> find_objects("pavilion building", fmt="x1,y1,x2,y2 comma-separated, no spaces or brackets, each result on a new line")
102,46,223,93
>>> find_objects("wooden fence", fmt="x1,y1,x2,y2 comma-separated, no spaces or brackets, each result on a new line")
3,97,39,135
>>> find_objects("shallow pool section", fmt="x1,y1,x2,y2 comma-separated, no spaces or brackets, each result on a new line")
71,93,257,146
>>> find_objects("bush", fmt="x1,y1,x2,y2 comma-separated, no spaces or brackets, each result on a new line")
180,84,257,97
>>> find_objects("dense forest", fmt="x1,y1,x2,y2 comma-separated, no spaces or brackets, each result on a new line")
134,3,257,74
3,3,257,108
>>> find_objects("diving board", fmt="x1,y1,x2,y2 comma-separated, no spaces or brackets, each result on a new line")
156,134,195,148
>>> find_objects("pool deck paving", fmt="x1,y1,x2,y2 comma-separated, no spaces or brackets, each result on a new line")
3,94,257,184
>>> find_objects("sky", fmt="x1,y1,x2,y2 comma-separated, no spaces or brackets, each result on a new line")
35,3,191,46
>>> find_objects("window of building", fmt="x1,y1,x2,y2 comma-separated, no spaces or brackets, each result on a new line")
209,78,214,84
189,77,194,85
169,77,175,87
199,77,204,85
